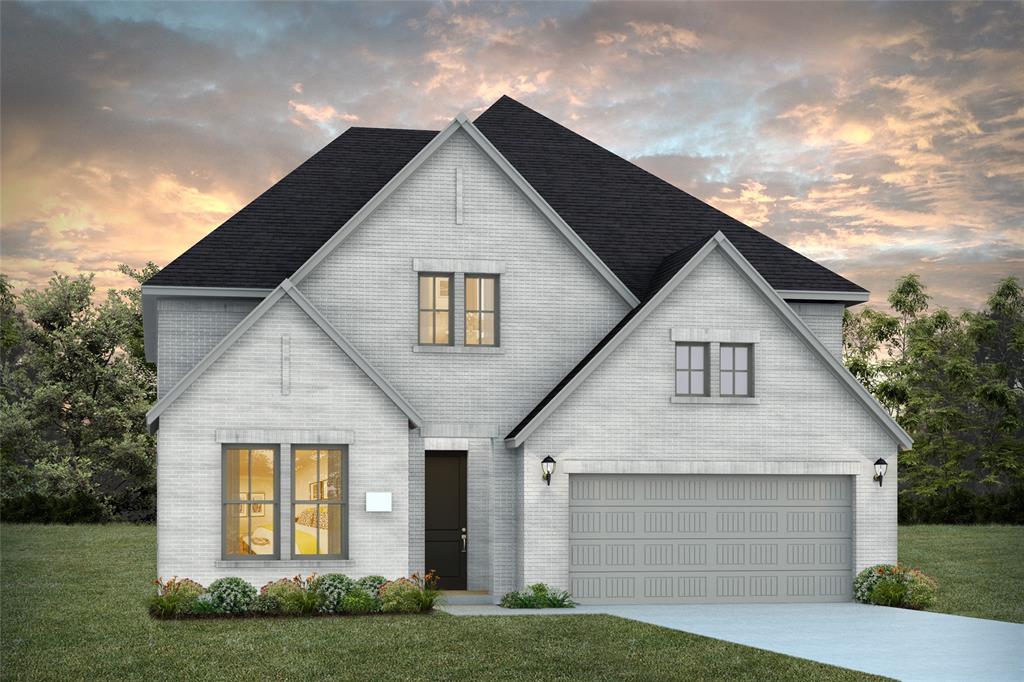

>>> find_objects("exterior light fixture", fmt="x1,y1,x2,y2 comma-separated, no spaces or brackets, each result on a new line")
541,456,556,486
873,458,888,487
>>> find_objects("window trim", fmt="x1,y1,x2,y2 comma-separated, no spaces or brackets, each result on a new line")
221,444,281,561
417,272,454,346
674,342,710,396
464,273,500,347
720,343,755,397
291,445,349,560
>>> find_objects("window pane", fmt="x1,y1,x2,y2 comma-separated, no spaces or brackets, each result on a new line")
226,448,248,499
419,276,432,309
676,345,689,370
465,312,480,345
321,504,343,555
294,504,319,555
294,448,317,500
419,311,434,344
735,346,748,371
435,311,449,344
480,312,495,345
692,371,704,394
323,449,343,501
249,503,274,555
435,277,449,310
225,503,247,556
465,276,479,311
676,371,690,395
251,449,275,501
735,371,748,396
721,346,733,370
721,371,734,395
691,346,704,370
481,277,495,311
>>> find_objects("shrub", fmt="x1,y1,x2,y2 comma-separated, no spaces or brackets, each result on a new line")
148,577,206,618
869,580,908,607
854,564,938,610
340,588,381,614
208,577,257,614
315,574,356,614
356,575,388,598
500,583,576,609
251,593,282,615
261,576,319,615
189,592,219,615
380,579,421,613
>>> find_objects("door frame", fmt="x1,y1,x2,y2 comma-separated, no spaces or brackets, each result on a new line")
424,450,468,590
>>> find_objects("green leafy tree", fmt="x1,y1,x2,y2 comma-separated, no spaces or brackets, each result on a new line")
0,265,159,521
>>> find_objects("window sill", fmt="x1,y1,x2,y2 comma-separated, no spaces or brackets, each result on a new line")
411,345,504,355
670,396,759,405
215,559,351,568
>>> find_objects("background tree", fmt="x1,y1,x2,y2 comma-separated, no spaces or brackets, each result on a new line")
0,265,159,521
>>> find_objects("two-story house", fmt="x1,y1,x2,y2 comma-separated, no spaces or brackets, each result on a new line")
143,96,910,604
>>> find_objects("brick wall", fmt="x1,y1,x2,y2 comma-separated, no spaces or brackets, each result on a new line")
520,249,899,590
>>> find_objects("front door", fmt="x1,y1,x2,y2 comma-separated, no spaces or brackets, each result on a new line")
425,451,467,589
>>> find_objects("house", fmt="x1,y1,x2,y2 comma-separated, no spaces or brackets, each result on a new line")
143,96,910,604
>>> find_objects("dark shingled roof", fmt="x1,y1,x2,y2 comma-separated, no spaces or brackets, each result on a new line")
475,96,864,298
148,96,865,299
146,127,437,288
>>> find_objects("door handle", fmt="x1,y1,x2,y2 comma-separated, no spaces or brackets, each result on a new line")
461,527,467,553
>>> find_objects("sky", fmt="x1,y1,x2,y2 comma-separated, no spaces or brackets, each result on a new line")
2,1,1022,312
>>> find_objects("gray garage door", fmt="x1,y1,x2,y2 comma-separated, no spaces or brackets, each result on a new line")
568,475,853,603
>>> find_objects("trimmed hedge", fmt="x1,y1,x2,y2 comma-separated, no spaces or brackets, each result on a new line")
898,486,1024,524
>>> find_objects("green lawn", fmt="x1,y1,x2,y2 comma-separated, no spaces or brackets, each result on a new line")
0,525,881,682
898,524,1024,623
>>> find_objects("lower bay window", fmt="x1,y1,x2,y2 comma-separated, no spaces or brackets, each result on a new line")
223,445,279,559
292,446,348,558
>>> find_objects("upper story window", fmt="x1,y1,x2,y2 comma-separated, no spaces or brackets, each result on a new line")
465,275,498,346
720,344,753,396
293,447,347,558
223,446,278,559
675,343,709,396
419,273,452,345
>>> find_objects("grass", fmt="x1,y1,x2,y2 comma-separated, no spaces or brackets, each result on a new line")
898,524,1024,623
0,524,882,682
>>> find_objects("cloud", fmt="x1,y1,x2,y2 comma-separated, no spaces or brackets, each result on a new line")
1,0,1021,313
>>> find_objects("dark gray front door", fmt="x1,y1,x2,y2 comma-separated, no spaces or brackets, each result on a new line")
425,451,467,589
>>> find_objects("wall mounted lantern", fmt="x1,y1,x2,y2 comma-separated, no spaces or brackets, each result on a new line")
541,456,556,486
873,458,888,487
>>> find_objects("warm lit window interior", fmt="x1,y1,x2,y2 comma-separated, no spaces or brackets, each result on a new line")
465,275,498,346
675,343,708,395
419,274,451,345
720,344,753,396
224,447,276,557
293,447,346,557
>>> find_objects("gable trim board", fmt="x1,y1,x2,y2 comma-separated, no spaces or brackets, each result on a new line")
778,289,869,304
145,279,424,433
505,231,913,451
286,113,640,308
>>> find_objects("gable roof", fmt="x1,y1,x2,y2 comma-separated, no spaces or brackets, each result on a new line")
145,279,423,433
505,232,912,451
147,96,866,301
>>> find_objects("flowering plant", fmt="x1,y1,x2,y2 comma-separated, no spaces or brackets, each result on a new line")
854,564,937,610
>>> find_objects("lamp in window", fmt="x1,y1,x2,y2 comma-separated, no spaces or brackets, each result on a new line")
541,456,556,486
873,458,888,487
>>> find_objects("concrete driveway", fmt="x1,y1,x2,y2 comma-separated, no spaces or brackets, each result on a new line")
596,603,1024,681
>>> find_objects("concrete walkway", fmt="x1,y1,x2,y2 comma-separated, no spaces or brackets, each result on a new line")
439,602,1024,681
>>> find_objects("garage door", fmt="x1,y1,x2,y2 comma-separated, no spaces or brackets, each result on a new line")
568,475,852,603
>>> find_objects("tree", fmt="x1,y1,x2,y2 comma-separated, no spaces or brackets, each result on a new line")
0,265,159,521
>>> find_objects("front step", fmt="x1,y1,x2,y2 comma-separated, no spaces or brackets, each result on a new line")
442,590,493,605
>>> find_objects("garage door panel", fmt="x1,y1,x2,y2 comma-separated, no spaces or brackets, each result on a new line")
569,539,851,572
569,506,851,539
568,474,853,604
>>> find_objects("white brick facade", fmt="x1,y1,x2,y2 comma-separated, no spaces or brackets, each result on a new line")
154,129,900,602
